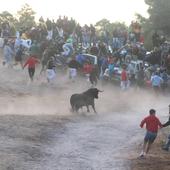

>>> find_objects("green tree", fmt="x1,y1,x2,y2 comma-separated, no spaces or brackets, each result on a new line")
0,11,17,24
145,0,170,36
95,19,111,30
135,13,153,50
0,11,18,36
17,3,36,30
95,18,127,37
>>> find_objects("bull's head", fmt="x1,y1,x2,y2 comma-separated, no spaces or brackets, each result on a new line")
86,88,103,99
96,88,103,98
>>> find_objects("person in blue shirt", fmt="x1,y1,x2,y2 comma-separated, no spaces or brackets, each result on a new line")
151,72,163,93
160,69,169,91
75,54,85,66
108,62,115,77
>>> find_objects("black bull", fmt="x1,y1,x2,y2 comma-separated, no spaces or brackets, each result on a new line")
70,88,103,113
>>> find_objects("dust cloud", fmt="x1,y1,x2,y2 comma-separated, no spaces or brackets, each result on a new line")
0,64,169,118
0,58,169,170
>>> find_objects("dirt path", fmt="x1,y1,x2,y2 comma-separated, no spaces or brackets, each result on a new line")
0,56,169,170
0,113,140,170
42,114,139,170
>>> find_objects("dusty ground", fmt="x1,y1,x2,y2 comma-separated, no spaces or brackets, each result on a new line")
0,51,170,170
131,133,170,170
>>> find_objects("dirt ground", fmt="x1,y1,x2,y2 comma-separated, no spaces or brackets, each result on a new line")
0,50,170,170
131,134,170,170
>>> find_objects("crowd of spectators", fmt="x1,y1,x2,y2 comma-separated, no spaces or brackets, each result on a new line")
0,16,170,92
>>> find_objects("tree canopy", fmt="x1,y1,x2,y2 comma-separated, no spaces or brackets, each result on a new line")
17,3,36,30
145,0,170,36
0,1,170,48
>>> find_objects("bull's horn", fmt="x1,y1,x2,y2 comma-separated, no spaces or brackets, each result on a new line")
98,89,104,92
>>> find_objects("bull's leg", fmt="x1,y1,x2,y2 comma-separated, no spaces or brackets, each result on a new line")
75,105,79,113
86,105,90,112
80,107,83,113
72,106,75,112
92,104,97,113
70,104,75,112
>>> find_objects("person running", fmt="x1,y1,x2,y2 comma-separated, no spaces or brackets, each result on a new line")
23,55,39,81
46,57,56,83
3,40,14,67
89,67,98,87
14,44,24,68
151,72,163,93
136,66,145,88
139,109,162,157
68,56,81,81
120,64,130,90
83,61,93,81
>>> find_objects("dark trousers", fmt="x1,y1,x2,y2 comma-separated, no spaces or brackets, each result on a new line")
28,67,35,81
89,74,97,86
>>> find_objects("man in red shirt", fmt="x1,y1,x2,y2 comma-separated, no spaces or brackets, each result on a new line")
83,61,93,82
120,64,129,90
23,55,39,81
139,109,162,157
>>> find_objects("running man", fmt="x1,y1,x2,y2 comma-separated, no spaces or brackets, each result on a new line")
68,56,81,81
140,109,162,157
120,64,130,90
23,55,40,81
46,57,56,83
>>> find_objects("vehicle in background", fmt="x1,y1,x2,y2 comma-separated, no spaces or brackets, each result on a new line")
76,53,97,66
110,60,144,84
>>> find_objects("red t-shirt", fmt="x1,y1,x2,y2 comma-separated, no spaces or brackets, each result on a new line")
83,64,93,74
139,35,144,43
108,57,114,64
121,70,127,81
23,56,39,68
140,115,162,133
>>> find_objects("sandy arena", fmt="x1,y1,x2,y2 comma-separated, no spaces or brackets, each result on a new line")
0,56,170,170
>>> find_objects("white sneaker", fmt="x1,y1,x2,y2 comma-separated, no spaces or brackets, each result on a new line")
139,151,145,158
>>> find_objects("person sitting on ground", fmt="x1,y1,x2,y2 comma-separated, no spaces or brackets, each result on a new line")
140,109,162,157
